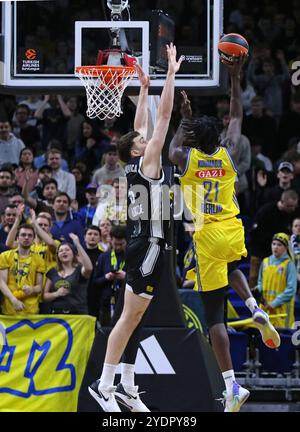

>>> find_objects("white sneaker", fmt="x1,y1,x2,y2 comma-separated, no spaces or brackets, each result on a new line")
115,383,150,412
88,379,121,412
252,307,281,349
223,382,250,412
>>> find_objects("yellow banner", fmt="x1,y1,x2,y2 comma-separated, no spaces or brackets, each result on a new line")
0,314,96,412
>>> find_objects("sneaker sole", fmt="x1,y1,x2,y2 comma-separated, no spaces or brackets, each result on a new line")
233,390,250,412
115,394,150,412
115,394,134,411
88,386,121,412
225,390,250,413
253,314,281,349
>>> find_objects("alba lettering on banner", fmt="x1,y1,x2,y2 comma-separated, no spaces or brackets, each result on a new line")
0,315,95,412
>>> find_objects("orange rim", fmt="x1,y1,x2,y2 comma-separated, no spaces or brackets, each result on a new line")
75,65,136,77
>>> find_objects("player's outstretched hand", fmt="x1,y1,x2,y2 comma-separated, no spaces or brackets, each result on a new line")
166,42,184,75
180,90,192,119
135,63,150,88
225,52,248,78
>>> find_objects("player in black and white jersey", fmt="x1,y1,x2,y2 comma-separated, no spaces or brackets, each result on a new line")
89,43,183,412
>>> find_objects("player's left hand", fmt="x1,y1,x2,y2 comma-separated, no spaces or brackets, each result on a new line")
166,42,184,75
180,90,192,119
135,63,150,88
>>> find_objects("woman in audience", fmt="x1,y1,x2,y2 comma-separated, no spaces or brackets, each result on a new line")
43,233,92,314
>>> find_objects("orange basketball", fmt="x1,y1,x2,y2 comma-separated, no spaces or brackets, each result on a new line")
218,33,249,65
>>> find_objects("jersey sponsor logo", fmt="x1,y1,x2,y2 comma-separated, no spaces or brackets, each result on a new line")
116,335,175,375
195,169,225,178
146,285,154,293
198,160,223,168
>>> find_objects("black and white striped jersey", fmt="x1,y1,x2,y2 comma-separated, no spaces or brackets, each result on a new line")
125,157,170,241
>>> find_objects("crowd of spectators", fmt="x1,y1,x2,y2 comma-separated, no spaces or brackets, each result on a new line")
1,0,300,328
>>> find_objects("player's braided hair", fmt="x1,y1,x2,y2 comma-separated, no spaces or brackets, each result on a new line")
181,116,222,154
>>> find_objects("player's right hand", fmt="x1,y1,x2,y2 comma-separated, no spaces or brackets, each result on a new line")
166,42,184,75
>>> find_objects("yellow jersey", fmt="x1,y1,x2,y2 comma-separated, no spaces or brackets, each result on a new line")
179,147,239,226
0,249,45,315
31,240,60,273
261,257,295,328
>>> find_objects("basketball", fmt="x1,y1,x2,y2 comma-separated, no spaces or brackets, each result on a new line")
218,33,249,65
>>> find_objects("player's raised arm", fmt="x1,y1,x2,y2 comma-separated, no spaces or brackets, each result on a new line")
141,43,183,178
133,63,150,139
169,90,192,171
223,54,246,157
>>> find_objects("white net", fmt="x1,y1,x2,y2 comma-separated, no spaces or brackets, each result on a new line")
75,66,136,120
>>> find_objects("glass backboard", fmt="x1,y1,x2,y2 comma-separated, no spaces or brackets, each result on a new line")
0,0,224,95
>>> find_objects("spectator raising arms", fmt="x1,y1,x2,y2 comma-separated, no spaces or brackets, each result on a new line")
0,223,45,315
43,233,92,314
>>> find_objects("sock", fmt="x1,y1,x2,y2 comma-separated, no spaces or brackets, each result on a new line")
245,296,258,313
120,363,135,389
99,363,117,388
222,369,235,396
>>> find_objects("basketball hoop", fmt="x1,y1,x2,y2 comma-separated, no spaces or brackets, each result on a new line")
75,65,136,120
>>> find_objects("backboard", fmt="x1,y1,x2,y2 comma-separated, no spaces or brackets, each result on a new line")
0,0,224,95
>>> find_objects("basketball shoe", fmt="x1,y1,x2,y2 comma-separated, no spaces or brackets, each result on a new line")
223,382,250,412
115,383,150,412
252,307,281,349
88,379,121,412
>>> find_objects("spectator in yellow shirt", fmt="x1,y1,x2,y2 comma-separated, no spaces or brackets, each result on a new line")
0,223,45,315
6,206,59,274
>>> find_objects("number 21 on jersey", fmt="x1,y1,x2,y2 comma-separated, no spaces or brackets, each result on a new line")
203,180,219,203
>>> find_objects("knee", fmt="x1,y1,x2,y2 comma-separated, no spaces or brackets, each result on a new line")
121,309,144,329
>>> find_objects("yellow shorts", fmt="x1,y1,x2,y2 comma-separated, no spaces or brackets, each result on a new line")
193,217,247,292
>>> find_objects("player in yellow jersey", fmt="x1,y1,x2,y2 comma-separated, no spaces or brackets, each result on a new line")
169,55,280,412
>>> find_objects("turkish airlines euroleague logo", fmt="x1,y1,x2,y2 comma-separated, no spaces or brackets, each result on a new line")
195,169,225,178
25,49,37,60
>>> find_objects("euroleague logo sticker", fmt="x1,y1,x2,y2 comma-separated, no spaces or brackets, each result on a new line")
22,48,40,72
25,49,37,60
195,169,225,178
